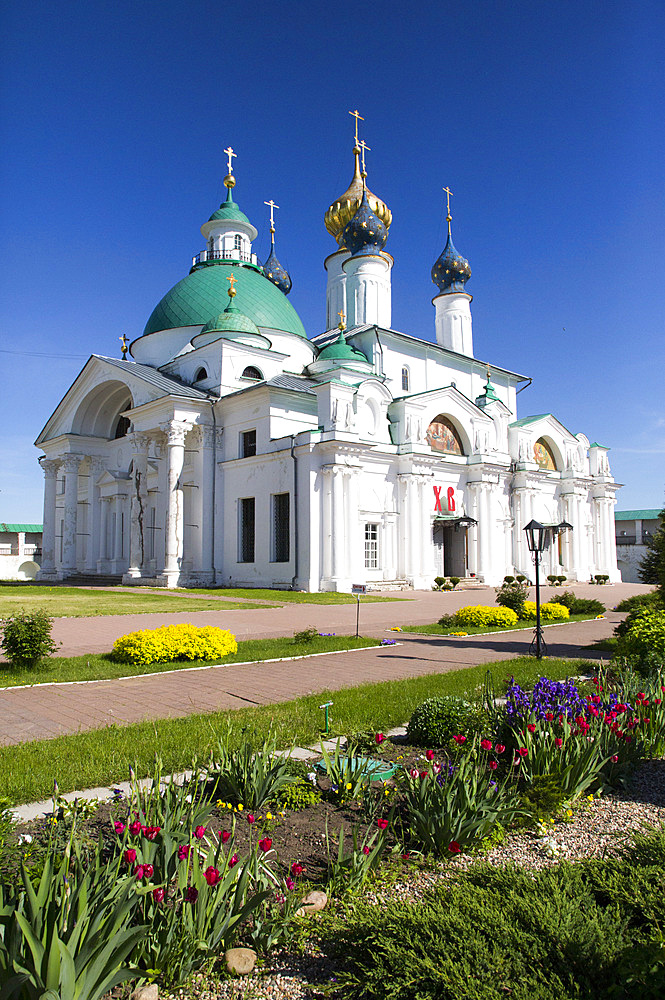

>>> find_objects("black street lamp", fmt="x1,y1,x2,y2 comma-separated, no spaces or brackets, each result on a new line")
524,520,551,659
523,520,573,659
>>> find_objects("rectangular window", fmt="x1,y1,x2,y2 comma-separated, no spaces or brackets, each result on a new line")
364,523,379,569
272,492,290,562
239,497,255,562
241,429,257,458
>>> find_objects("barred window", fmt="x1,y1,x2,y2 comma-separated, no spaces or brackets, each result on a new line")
241,429,256,458
239,497,255,562
272,492,290,562
364,523,379,569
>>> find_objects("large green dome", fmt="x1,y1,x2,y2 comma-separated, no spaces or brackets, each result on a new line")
142,263,307,339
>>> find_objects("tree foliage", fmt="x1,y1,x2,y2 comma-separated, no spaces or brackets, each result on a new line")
639,508,665,596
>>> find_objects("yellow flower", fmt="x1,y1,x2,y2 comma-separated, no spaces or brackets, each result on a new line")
385,789,390,796
237,804,243,811
266,812,273,820
227,803,232,810
217,800,225,808
566,809,573,818
587,794,594,801
346,782,352,790
390,626,403,631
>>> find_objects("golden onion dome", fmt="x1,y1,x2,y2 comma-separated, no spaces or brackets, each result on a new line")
324,146,392,246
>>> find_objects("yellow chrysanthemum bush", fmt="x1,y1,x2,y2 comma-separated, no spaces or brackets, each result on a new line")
111,623,238,665
453,605,519,628
522,601,570,622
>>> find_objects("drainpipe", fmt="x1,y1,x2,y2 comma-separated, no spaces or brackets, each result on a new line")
291,434,299,590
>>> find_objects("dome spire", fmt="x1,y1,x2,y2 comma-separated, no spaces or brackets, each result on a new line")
261,198,292,295
431,186,471,293
223,145,237,190
324,112,392,246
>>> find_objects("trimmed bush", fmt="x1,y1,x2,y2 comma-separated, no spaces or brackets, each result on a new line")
521,601,569,621
406,695,487,748
111,623,238,665
0,609,58,668
454,605,519,628
495,579,529,616
615,608,665,660
556,591,606,616
615,591,661,613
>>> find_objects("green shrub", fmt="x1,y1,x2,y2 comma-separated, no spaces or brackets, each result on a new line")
406,696,487,748
495,579,529,616
326,834,665,1000
454,605,519,628
522,601,570,621
436,613,456,628
450,576,461,589
273,778,321,811
293,626,319,643
111,623,237,665
556,591,606,615
0,609,58,668
518,775,568,823
503,575,516,583
615,591,662,613
433,576,447,590
616,608,665,660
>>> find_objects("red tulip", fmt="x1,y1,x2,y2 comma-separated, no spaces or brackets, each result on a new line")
152,887,165,902
204,866,221,886
291,862,304,876
426,749,435,760
527,724,536,733
495,744,505,754
247,814,255,825
114,821,125,835
143,864,154,878
193,826,206,839
363,846,370,855
184,887,198,903
129,821,142,836
377,818,389,830
228,854,239,868
489,760,498,770
555,738,563,748
177,845,190,861
221,830,231,844
124,848,137,864
258,837,272,852
480,739,492,751
375,733,386,744
448,841,461,854
611,755,618,763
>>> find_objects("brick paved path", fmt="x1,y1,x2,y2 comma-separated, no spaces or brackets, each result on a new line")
0,584,645,746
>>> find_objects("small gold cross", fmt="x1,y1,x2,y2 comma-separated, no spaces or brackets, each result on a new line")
359,139,371,173
227,273,238,296
223,146,237,174
119,333,129,359
443,186,454,217
264,199,280,230
337,309,346,330
348,109,364,146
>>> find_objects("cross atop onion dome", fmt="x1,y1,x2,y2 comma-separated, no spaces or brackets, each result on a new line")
324,112,392,247
261,199,292,295
431,187,471,293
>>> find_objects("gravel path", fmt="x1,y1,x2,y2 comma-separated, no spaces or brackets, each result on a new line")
160,757,665,1000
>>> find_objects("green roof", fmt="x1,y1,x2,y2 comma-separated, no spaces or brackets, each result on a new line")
615,509,662,521
207,187,251,225
201,303,260,338
142,263,307,339
0,523,42,533
318,331,370,363
510,414,552,427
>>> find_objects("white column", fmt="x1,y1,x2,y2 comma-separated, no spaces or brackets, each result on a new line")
99,498,110,565
113,496,124,566
342,253,392,328
320,467,333,585
407,476,421,585
126,434,150,578
466,485,479,578
433,291,473,356
419,477,435,586
85,457,105,573
161,420,191,585
195,425,216,582
38,459,60,578
383,512,397,581
331,467,345,587
346,468,362,583
212,429,225,581
324,249,349,330
61,455,82,574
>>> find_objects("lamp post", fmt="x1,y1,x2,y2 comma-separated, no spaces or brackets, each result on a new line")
523,520,573,659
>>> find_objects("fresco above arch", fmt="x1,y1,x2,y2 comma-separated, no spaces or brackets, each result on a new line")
534,437,557,471
426,415,464,456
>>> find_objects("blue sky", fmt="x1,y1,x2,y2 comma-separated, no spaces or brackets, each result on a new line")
1,0,663,520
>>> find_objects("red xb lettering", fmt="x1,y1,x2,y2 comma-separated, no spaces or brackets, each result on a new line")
433,486,443,512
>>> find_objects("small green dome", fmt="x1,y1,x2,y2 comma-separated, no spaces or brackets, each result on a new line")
201,303,260,338
142,262,307,339
208,187,252,225
318,331,370,363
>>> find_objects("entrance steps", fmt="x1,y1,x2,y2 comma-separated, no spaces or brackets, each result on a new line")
366,580,410,592
62,573,124,587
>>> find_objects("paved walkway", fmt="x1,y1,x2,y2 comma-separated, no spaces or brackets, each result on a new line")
0,583,646,746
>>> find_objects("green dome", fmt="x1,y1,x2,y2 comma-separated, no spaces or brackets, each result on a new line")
208,188,252,225
201,303,260,338
318,332,370,363
142,263,307,339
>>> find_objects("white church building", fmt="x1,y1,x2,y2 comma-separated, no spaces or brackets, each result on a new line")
35,137,621,590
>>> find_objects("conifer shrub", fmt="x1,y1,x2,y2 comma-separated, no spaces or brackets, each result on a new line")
453,605,519,628
0,609,58,668
615,608,665,660
406,695,487,748
111,623,238,666
556,591,606,616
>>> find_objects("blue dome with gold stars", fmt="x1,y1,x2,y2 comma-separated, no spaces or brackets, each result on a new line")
262,238,292,295
431,227,471,293
341,190,388,257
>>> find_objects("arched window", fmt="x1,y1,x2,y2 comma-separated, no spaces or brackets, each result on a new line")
114,415,130,440
534,437,557,471
241,366,263,381
425,414,464,455
401,366,410,392
207,237,214,252
234,234,243,251
194,366,208,382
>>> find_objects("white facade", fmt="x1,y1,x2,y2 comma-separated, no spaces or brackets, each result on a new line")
34,158,621,590
0,525,42,580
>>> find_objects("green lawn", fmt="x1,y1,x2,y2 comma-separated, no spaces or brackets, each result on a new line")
0,635,380,687
0,585,274,618
0,655,596,804
172,587,407,604
399,612,602,635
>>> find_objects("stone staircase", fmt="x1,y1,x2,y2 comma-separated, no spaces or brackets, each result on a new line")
62,573,124,587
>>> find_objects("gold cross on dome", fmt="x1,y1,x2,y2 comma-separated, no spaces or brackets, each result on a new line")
223,146,237,174
337,309,346,330
264,199,280,230
119,333,129,359
443,186,454,217
348,109,364,145
359,139,371,173
227,273,238,296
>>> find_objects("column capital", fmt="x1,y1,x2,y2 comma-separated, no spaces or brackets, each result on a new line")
39,457,60,477
160,420,193,448
61,454,83,474
88,455,107,474
199,424,216,449
130,431,151,454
